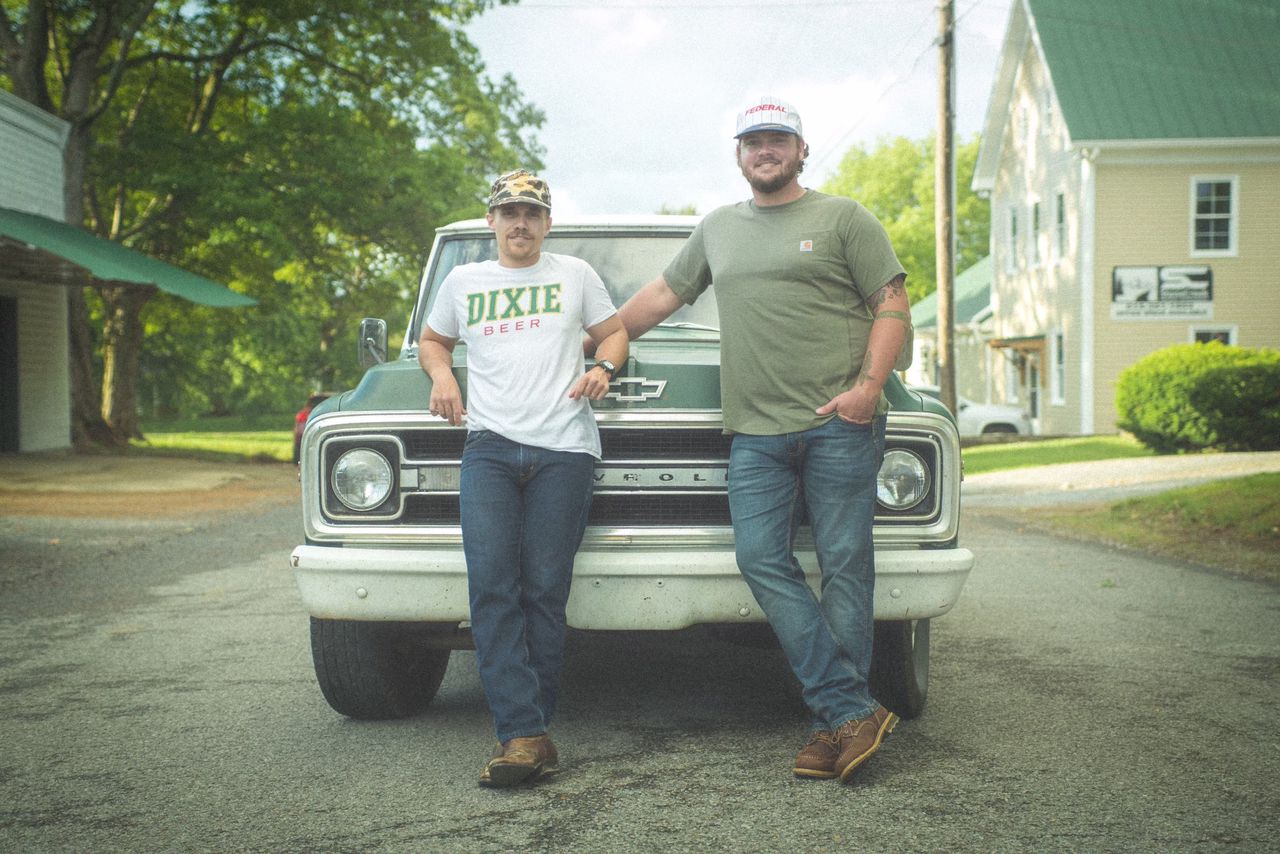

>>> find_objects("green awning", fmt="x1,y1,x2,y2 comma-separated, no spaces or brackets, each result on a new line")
0,206,255,307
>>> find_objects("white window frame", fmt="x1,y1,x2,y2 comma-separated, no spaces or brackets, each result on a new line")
1006,206,1019,274
1030,200,1042,268
1054,191,1066,263
1027,359,1040,420
1189,175,1239,258
1050,329,1066,405
1189,325,1237,345
1004,353,1020,403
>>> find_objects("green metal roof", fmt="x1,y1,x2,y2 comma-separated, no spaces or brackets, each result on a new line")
1027,0,1280,140
0,206,254,307
912,255,991,329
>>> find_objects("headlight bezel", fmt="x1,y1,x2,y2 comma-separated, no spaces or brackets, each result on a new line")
321,435,403,519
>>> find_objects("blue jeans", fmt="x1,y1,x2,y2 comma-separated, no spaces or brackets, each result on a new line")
727,415,886,730
459,430,595,743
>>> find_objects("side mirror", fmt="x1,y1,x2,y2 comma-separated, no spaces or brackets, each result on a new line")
358,317,388,369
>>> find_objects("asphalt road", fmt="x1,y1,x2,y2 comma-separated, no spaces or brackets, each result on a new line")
0,463,1277,852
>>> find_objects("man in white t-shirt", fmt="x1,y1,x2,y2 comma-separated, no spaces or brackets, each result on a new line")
418,169,628,788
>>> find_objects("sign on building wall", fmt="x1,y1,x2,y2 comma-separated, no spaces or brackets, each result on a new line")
1111,265,1213,320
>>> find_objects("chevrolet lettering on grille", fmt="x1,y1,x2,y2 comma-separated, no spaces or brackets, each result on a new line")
592,467,727,489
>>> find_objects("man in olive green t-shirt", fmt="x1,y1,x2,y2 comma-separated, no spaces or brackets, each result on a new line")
616,96,913,785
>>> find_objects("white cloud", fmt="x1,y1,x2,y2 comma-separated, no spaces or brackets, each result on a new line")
570,8,669,53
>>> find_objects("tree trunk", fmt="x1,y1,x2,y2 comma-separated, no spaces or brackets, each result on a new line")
100,286,153,442
62,122,125,447
67,286,121,448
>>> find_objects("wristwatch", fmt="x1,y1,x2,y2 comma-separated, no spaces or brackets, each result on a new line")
594,359,619,379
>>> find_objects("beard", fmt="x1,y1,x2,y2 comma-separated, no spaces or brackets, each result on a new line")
740,156,803,195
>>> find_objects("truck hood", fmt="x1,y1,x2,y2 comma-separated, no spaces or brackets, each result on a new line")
327,337,947,422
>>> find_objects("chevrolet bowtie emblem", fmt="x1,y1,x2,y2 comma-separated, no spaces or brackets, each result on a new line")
606,376,667,402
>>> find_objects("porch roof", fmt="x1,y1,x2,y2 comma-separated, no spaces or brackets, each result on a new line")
0,206,254,307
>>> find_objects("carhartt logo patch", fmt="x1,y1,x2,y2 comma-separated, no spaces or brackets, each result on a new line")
799,240,814,252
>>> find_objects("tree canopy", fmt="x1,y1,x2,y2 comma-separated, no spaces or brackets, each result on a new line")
820,135,988,306
1,0,543,434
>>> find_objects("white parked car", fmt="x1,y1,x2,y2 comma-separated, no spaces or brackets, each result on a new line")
908,385,1031,436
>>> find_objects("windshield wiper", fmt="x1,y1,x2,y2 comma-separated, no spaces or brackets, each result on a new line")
655,321,719,332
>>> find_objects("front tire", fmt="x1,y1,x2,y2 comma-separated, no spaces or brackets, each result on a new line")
309,618,453,720
869,618,929,719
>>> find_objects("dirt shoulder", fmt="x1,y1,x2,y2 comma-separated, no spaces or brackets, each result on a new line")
0,451,299,518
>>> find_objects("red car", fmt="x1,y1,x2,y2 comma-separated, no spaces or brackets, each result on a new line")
293,392,335,462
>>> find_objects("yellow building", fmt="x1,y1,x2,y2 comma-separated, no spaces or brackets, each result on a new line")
973,0,1280,434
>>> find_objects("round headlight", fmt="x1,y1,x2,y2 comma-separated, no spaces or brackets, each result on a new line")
331,449,394,511
877,449,929,510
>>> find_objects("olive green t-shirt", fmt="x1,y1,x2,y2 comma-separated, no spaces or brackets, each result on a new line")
664,190,906,435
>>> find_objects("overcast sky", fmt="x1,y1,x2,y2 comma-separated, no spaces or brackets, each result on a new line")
466,0,1017,216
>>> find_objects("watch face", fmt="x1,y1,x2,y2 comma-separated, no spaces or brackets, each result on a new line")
599,360,616,375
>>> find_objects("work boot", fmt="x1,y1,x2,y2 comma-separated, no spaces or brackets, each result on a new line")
793,729,840,779
479,734,558,788
834,706,899,783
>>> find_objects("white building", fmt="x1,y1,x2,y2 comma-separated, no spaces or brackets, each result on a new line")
0,89,72,452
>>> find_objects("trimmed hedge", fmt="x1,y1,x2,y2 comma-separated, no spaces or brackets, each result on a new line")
1115,343,1280,453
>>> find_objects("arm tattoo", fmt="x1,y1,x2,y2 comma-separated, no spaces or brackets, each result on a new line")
868,274,907,310
873,310,912,326
855,352,883,387
853,276,907,389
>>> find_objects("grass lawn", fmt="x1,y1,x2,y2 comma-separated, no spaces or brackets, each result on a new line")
1025,473,1280,581
133,414,294,462
961,434,1153,475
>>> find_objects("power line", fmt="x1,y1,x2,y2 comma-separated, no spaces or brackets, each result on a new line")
808,0,991,177
505,1,916,7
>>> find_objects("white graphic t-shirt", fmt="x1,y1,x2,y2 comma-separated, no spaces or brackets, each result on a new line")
425,252,617,458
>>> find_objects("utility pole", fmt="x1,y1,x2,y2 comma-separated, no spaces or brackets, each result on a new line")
935,0,958,416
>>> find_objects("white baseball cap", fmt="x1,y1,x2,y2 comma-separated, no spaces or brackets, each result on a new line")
734,96,803,138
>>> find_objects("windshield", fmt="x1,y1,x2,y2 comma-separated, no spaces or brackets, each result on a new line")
410,232,719,344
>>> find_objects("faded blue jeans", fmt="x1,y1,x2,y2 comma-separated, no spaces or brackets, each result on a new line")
459,430,595,743
727,415,886,730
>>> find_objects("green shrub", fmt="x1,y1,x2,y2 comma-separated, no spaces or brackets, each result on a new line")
1116,343,1280,453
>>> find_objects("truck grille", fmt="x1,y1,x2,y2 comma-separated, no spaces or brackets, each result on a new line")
395,426,733,527
313,416,949,537
402,493,733,527
302,414,962,547
396,427,730,460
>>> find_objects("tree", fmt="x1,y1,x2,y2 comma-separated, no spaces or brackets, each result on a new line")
1,0,541,444
820,134,988,306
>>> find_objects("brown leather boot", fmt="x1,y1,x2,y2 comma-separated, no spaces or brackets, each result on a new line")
834,706,899,783
793,729,840,779
479,734,559,788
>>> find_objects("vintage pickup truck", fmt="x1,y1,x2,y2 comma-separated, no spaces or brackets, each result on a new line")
290,215,974,722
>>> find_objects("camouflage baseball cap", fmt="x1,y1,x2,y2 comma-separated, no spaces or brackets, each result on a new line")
488,169,552,211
